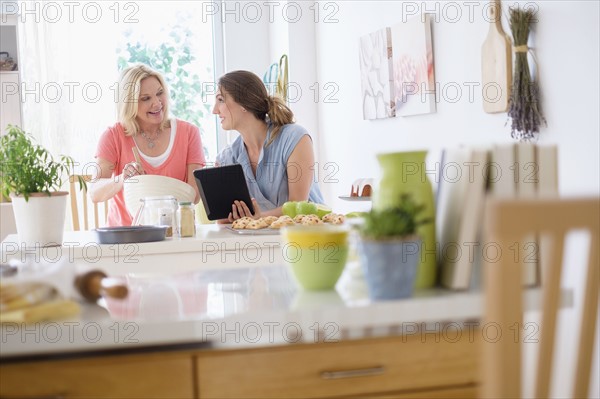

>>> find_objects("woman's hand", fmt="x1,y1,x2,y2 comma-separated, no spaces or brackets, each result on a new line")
122,162,142,180
228,198,261,222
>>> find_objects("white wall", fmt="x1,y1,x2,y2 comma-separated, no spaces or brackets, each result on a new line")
313,0,599,212
287,2,320,164
222,1,599,397
311,3,599,397
221,0,271,73
222,1,320,157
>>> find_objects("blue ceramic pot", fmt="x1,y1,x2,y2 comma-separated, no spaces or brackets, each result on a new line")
358,237,421,300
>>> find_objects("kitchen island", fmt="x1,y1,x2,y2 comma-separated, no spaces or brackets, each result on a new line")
1,224,285,275
0,226,569,398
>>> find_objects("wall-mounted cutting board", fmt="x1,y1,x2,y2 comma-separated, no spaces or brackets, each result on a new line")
482,0,512,113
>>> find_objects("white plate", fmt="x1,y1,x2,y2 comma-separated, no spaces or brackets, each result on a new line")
226,227,281,235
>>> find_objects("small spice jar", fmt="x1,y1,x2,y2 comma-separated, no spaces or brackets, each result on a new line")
177,201,195,237
159,208,174,237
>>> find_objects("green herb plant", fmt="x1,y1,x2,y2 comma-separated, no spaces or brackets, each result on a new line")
0,125,83,201
360,194,431,240
507,7,547,140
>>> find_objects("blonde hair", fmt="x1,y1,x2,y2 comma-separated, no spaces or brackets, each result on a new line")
218,70,294,146
117,64,170,136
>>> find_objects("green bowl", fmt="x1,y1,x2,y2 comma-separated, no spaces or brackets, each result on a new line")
281,225,349,290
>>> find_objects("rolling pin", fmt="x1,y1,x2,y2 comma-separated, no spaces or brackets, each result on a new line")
74,270,128,302
0,263,128,324
1,263,127,303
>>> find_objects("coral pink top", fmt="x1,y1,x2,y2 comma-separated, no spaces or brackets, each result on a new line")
96,119,206,226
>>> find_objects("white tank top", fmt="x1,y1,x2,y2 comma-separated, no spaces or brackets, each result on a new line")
137,119,177,167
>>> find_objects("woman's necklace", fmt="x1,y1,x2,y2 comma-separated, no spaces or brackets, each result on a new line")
140,128,162,149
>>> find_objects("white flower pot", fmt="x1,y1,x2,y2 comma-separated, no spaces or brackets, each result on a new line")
10,192,68,248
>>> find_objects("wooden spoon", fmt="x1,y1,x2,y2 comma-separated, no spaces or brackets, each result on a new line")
132,146,146,174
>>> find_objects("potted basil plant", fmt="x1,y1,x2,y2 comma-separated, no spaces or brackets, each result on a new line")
358,194,431,300
0,125,83,247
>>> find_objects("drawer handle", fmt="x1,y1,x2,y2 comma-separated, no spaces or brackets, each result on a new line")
320,366,385,380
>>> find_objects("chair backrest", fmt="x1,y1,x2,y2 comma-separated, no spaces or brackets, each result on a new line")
481,198,599,398
69,175,108,231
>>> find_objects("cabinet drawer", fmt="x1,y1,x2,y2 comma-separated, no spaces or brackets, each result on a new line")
0,352,194,398
196,332,480,398
375,384,478,398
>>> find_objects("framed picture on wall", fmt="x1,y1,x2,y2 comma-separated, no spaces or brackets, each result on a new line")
359,27,395,120
390,14,436,116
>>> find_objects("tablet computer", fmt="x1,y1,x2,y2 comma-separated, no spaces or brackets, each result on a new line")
193,164,255,221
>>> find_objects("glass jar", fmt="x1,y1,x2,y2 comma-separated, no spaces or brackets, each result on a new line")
177,201,195,237
133,196,177,228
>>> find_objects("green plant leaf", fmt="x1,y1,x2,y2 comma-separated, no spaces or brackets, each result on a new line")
0,125,85,200
359,193,431,240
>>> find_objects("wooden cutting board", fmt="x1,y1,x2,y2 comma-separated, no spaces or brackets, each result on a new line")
482,0,512,113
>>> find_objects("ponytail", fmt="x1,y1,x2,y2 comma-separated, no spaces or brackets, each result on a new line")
266,95,294,147
218,71,296,146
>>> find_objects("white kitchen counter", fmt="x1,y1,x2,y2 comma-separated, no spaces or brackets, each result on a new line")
0,226,573,361
1,224,284,275
0,259,572,360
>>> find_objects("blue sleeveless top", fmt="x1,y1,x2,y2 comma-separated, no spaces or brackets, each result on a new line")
216,124,325,211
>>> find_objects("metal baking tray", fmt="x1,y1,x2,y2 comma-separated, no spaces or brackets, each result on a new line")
95,226,168,244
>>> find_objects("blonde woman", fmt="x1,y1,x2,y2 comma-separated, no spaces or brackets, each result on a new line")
90,64,205,226
213,70,324,222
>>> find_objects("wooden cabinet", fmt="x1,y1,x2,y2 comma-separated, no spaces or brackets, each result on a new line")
0,14,22,131
0,71,21,129
196,332,480,398
0,352,195,398
0,332,480,398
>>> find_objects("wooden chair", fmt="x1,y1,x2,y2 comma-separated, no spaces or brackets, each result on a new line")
69,175,108,231
482,198,599,398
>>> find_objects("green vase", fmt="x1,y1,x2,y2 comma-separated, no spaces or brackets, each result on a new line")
373,151,437,288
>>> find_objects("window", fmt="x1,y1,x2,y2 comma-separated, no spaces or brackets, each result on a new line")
17,1,219,172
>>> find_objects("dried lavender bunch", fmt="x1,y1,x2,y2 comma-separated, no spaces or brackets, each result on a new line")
507,7,547,141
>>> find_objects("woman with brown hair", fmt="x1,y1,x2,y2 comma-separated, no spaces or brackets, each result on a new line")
213,70,324,222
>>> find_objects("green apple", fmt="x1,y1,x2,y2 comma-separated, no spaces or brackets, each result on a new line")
282,201,298,217
295,201,317,216
315,204,332,218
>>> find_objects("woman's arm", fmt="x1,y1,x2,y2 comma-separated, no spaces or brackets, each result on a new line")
286,134,316,201
89,158,125,203
228,135,316,221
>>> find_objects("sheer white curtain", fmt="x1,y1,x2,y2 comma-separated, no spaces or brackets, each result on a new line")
18,3,124,171
17,1,217,168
